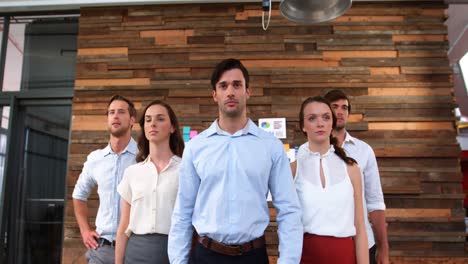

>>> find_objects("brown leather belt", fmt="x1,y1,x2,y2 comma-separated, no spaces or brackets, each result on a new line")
196,234,266,256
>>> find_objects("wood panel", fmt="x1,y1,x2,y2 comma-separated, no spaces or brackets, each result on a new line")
63,2,466,263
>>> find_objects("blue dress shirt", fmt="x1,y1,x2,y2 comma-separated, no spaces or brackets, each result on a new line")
168,119,303,264
72,138,137,242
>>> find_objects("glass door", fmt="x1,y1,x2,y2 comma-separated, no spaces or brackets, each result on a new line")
0,104,10,263
3,100,71,264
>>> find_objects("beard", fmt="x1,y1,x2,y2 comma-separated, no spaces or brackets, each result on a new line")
109,124,130,137
220,100,245,118
335,123,346,131
223,107,242,118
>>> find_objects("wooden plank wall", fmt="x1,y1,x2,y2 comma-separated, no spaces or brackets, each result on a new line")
63,2,467,263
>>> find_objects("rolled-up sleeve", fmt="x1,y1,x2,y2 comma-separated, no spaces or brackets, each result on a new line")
268,140,303,264
117,168,132,203
168,144,200,264
72,153,97,201
364,147,386,212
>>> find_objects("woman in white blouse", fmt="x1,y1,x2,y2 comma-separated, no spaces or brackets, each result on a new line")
292,96,368,264
115,100,184,264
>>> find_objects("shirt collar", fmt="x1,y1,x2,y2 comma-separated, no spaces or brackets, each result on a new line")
142,154,181,163
302,144,335,159
142,155,151,164
343,132,356,145
103,137,138,157
141,155,181,172
207,119,259,137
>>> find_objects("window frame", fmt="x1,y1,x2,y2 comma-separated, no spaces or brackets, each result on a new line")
0,12,78,263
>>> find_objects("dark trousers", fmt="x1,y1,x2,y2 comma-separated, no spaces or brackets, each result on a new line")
369,245,377,264
190,241,269,264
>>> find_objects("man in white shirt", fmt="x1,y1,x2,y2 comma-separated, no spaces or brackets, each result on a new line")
300,89,389,264
73,95,138,264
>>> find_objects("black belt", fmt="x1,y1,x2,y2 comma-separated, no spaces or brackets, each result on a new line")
97,238,115,247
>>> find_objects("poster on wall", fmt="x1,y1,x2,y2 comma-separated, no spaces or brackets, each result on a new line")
259,118,288,202
258,118,287,139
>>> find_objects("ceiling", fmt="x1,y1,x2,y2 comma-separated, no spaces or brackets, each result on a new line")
0,0,444,13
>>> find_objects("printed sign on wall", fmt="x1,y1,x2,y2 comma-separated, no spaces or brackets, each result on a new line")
258,118,286,139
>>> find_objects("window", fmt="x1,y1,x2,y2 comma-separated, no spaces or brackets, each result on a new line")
2,23,24,92
460,51,468,95
1,16,78,92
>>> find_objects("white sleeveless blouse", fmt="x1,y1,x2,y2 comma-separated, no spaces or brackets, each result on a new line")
295,146,356,237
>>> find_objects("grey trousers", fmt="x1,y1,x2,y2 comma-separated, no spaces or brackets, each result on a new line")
86,245,115,264
124,233,169,264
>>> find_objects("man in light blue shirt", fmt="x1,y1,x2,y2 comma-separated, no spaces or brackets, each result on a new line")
72,95,138,264
168,59,303,264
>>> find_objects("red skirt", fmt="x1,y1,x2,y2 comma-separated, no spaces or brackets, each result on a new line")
300,233,356,264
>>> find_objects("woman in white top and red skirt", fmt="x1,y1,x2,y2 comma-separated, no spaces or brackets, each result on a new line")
291,96,369,264
115,100,185,264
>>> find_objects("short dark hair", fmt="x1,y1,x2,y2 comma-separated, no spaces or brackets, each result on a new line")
136,100,185,162
323,89,351,113
107,95,137,118
210,58,250,90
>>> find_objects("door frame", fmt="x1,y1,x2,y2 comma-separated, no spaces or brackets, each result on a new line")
0,95,73,263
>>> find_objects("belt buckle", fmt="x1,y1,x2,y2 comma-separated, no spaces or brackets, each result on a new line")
228,244,243,256
236,245,243,256
98,238,105,247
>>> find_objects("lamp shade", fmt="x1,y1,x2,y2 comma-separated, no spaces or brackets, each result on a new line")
280,0,352,24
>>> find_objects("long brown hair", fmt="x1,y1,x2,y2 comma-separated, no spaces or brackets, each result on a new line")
299,96,356,165
136,100,185,162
